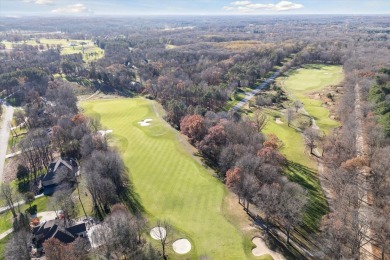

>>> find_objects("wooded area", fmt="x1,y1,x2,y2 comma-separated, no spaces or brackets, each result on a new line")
0,14,389,259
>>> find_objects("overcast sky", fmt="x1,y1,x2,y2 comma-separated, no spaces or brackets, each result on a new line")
1,0,389,16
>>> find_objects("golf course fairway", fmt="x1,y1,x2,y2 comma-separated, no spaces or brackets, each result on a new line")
280,64,343,133
81,98,252,259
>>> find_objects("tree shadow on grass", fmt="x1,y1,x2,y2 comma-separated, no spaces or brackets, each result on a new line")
120,186,144,215
121,166,145,215
285,161,329,235
17,181,30,194
25,205,37,215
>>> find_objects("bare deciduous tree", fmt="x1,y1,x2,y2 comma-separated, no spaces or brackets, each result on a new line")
278,182,307,244
0,183,18,218
293,100,303,112
286,108,294,127
252,109,268,132
303,128,321,155
5,230,31,260
155,220,171,260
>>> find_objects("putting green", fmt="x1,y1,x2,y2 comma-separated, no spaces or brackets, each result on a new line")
81,98,251,259
280,64,343,133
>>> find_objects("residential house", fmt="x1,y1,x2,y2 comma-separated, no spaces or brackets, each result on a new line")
32,219,88,250
40,158,79,195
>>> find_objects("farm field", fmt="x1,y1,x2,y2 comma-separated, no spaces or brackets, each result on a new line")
279,64,343,133
81,98,256,259
1,38,104,62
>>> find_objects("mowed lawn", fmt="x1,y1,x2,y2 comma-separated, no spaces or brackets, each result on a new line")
280,64,343,133
262,109,316,169
262,110,327,233
81,98,251,259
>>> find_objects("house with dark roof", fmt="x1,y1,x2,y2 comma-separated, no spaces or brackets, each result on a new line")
40,158,79,195
32,219,87,250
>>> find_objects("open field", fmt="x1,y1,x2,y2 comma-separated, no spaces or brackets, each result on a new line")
81,98,259,259
2,38,104,62
279,64,343,133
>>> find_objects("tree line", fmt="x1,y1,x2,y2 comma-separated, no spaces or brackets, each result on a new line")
180,112,308,245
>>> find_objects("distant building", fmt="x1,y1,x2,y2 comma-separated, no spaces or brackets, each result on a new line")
40,158,79,195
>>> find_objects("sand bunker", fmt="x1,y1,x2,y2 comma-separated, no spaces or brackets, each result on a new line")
138,119,153,126
172,239,191,254
150,227,166,240
98,130,113,136
275,117,283,124
252,237,285,260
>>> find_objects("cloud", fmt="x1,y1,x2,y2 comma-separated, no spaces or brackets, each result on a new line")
231,1,251,6
274,1,303,11
51,3,89,13
223,6,235,11
22,0,53,4
223,0,304,12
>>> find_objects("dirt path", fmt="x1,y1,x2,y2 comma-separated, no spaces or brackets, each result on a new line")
354,83,374,260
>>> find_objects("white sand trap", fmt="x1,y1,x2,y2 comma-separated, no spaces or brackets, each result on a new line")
324,72,329,75
275,117,283,124
172,239,191,254
252,237,285,260
138,119,153,127
150,227,166,240
98,130,113,136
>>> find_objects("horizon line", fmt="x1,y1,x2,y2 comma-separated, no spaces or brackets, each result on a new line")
2,13,390,18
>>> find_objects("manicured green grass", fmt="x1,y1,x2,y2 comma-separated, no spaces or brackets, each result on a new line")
280,64,343,133
0,196,48,234
81,98,255,259
262,110,328,236
262,109,316,169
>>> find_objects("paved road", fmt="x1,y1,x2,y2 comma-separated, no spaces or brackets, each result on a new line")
231,71,280,111
0,102,14,182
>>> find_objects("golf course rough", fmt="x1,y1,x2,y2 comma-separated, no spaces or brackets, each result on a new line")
81,98,251,259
